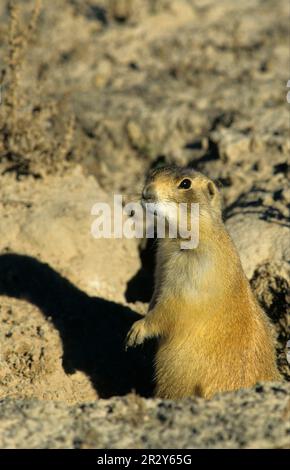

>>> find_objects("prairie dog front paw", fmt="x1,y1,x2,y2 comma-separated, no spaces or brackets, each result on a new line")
125,319,147,350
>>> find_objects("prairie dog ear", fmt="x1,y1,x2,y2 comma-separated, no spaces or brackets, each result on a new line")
206,181,218,200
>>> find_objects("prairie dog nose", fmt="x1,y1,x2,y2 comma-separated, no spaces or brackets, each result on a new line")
142,184,156,202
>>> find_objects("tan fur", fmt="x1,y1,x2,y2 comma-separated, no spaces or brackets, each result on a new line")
126,166,280,399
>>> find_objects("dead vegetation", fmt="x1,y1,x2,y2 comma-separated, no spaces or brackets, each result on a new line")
0,0,75,179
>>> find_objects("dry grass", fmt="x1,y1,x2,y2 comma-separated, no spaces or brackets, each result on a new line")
0,0,75,179
57,114,75,163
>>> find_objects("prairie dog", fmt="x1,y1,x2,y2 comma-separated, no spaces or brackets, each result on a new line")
126,165,280,399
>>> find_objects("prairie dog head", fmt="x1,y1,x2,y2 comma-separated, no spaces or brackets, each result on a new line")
141,165,222,249
142,165,221,216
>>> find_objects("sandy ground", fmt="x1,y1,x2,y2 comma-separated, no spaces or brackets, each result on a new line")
0,0,289,448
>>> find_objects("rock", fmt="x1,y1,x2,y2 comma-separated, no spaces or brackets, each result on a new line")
227,215,290,280
0,383,289,449
225,183,290,279
211,129,251,162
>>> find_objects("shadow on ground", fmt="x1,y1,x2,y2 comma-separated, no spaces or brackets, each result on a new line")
0,253,156,398
125,238,156,303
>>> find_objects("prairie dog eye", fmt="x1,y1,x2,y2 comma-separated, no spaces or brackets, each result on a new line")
178,178,191,189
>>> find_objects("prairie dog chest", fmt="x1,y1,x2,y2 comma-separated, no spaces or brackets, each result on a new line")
157,244,216,299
